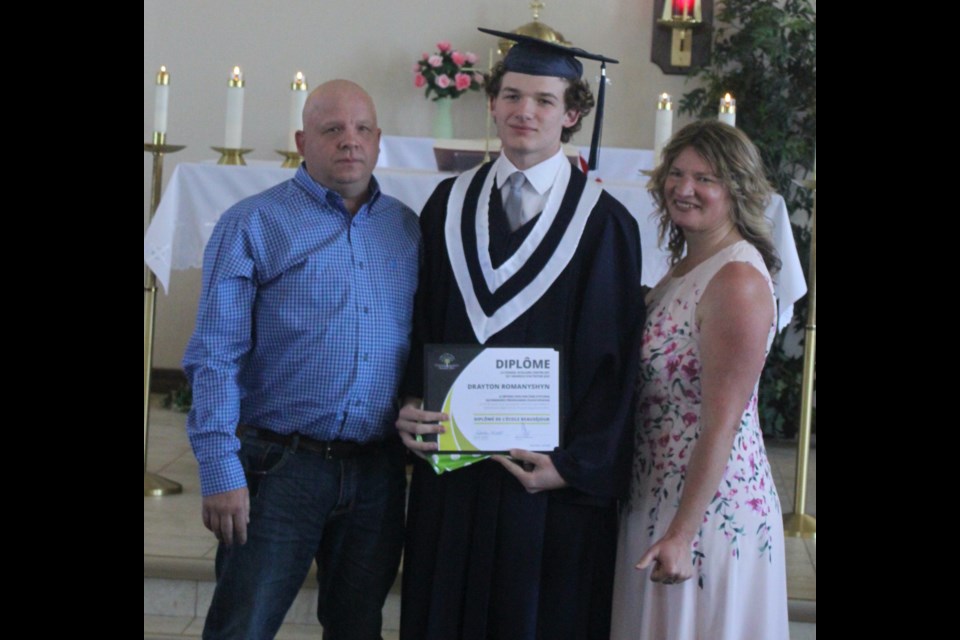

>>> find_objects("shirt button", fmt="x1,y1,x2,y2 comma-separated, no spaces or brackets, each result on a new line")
363,354,370,361
358,261,365,269
363,306,370,314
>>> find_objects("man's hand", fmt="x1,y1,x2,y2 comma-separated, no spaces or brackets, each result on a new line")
395,397,447,457
202,487,250,546
492,449,567,493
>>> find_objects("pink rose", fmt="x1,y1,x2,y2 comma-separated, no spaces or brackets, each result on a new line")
428,55,443,68
414,73,426,88
436,74,450,88
422,52,429,60
465,52,478,65
451,51,466,66
437,40,452,53
454,72,471,91
413,62,422,73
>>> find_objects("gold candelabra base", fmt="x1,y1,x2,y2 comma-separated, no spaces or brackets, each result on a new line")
145,471,183,497
212,147,253,165
783,513,816,539
276,150,302,168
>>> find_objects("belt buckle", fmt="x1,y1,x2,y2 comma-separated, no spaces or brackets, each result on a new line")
322,441,336,460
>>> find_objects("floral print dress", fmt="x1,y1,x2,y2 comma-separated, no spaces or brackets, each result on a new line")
611,241,789,640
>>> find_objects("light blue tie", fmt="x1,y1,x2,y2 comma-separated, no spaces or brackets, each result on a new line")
504,172,526,231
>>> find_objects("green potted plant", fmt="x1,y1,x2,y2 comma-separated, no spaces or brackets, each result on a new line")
680,0,816,438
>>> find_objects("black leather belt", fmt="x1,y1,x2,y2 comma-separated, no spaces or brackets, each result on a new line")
237,425,383,460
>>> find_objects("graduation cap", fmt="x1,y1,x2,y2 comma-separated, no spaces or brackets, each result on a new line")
478,27,618,171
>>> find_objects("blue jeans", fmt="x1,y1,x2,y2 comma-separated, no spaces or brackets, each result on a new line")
202,432,407,640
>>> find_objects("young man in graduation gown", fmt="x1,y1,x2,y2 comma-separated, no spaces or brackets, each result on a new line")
396,29,645,640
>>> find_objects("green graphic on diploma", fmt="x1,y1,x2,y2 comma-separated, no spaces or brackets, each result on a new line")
424,345,561,453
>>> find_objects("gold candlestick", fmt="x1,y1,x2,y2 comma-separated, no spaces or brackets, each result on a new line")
275,150,302,168
144,139,186,498
784,177,816,539
212,146,254,166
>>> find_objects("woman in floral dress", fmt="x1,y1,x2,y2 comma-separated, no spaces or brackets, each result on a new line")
611,121,790,640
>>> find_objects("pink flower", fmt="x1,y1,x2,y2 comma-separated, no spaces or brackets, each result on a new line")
428,55,443,68
436,74,451,88
665,357,680,377
422,52,429,60
454,72,471,91
413,62,423,73
473,71,484,84
414,73,426,88
465,52,478,64
451,51,466,66
437,40,452,53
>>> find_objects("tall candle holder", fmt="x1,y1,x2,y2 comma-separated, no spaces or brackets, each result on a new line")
784,176,816,539
144,138,186,497
275,150,302,168
212,146,253,166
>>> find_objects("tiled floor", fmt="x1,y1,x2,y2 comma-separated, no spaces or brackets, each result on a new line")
144,401,816,638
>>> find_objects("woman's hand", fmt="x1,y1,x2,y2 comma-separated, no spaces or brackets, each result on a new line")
636,531,695,585
395,397,447,457
492,449,568,493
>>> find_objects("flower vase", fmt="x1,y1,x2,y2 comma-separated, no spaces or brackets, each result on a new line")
432,97,454,140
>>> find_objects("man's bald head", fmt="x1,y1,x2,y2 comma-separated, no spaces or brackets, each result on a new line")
296,79,381,212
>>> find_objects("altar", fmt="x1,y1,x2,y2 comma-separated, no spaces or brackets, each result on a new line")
144,136,806,331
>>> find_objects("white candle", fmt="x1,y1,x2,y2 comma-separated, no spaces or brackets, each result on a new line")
225,66,245,148
718,92,736,127
653,93,673,167
694,0,702,22
288,71,308,152
153,66,169,135
661,0,672,21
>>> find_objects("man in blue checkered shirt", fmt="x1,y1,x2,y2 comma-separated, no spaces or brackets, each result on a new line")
183,79,420,640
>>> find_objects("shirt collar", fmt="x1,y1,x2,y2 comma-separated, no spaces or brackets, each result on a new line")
494,148,566,195
294,164,381,213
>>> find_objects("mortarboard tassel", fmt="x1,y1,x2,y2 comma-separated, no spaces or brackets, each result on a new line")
588,61,607,172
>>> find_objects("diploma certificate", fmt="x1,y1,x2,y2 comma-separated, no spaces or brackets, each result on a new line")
423,345,561,453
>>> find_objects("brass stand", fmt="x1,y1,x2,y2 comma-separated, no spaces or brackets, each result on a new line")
212,146,253,165
275,150,301,168
784,179,816,538
144,133,185,497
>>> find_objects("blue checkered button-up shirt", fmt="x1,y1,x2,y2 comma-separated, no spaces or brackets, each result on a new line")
183,165,420,496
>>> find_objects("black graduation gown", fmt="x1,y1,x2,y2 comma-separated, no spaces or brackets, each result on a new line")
401,163,645,640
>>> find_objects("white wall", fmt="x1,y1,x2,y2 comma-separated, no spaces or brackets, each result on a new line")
144,0,702,368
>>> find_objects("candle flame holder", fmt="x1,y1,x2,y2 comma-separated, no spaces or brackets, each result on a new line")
275,150,302,169
652,1,714,75
212,147,254,166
